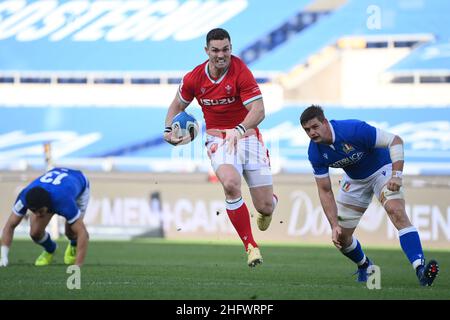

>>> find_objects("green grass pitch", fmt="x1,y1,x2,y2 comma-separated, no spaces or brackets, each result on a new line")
0,239,448,300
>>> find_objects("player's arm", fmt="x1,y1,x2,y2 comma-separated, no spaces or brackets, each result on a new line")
164,93,191,146
1,213,24,266
68,219,89,267
315,176,342,249
241,98,265,131
223,98,265,154
375,128,404,191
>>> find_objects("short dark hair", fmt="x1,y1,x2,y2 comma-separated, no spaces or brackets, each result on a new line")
25,187,51,210
206,28,231,46
300,105,326,125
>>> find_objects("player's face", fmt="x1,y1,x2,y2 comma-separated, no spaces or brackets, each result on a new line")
302,118,331,144
205,39,232,70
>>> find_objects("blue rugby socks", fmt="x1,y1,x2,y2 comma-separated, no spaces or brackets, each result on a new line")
399,226,425,270
35,232,57,253
341,237,368,267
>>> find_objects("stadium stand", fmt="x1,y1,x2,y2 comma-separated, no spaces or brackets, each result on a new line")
0,0,449,174
388,41,450,83
0,105,449,175
0,0,305,82
251,0,450,71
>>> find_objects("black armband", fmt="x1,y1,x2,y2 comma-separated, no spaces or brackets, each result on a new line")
164,126,172,133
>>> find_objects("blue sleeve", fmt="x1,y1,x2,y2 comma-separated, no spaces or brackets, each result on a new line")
308,143,329,177
12,190,27,216
311,161,329,177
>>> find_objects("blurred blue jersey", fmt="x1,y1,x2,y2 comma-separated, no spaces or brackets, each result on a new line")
13,168,88,223
308,120,391,179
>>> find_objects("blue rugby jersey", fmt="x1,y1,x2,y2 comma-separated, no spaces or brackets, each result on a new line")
308,120,391,179
13,168,88,224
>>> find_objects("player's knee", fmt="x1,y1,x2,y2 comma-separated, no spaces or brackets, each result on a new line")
221,178,240,195
254,199,274,215
29,230,45,242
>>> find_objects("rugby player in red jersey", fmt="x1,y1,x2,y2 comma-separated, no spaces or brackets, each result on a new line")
164,28,277,267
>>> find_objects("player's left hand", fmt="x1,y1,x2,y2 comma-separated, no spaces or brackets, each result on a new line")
222,128,243,154
0,255,8,267
0,246,8,267
387,177,402,192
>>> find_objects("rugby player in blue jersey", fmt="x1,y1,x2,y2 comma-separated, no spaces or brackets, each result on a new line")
300,105,439,286
1,168,90,267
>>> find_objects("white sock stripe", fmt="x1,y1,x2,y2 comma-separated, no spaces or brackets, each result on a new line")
398,226,418,237
37,232,49,244
225,197,244,210
341,236,357,253
272,195,278,210
226,197,242,204
357,255,367,266
412,258,423,270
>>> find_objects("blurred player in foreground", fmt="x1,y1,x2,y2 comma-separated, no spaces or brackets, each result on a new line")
0,167,90,267
164,28,277,267
300,105,439,286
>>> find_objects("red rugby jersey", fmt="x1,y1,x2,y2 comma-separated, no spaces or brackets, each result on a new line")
178,55,262,130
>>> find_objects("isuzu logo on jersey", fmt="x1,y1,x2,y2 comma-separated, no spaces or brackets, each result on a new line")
200,97,236,106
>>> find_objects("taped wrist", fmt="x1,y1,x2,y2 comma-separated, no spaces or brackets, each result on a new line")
235,124,247,136
1,245,9,258
392,170,403,179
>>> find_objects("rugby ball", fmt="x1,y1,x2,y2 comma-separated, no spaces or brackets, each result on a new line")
171,111,199,144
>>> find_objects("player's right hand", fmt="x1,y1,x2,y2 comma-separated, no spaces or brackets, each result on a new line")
386,176,402,192
222,128,243,154
331,225,343,249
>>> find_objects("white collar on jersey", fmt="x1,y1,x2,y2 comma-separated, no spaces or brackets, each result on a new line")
205,62,230,84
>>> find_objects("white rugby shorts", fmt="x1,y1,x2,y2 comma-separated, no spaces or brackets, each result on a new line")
336,163,404,227
206,134,273,188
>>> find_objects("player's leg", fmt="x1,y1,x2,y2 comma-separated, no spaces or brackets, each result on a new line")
29,213,57,266
216,164,261,267
381,193,439,286
336,175,374,282
336,203,373,282
65,178,90,265
64,221,77,265
207,134,261,267
242,135,277,231
245,178,277,231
